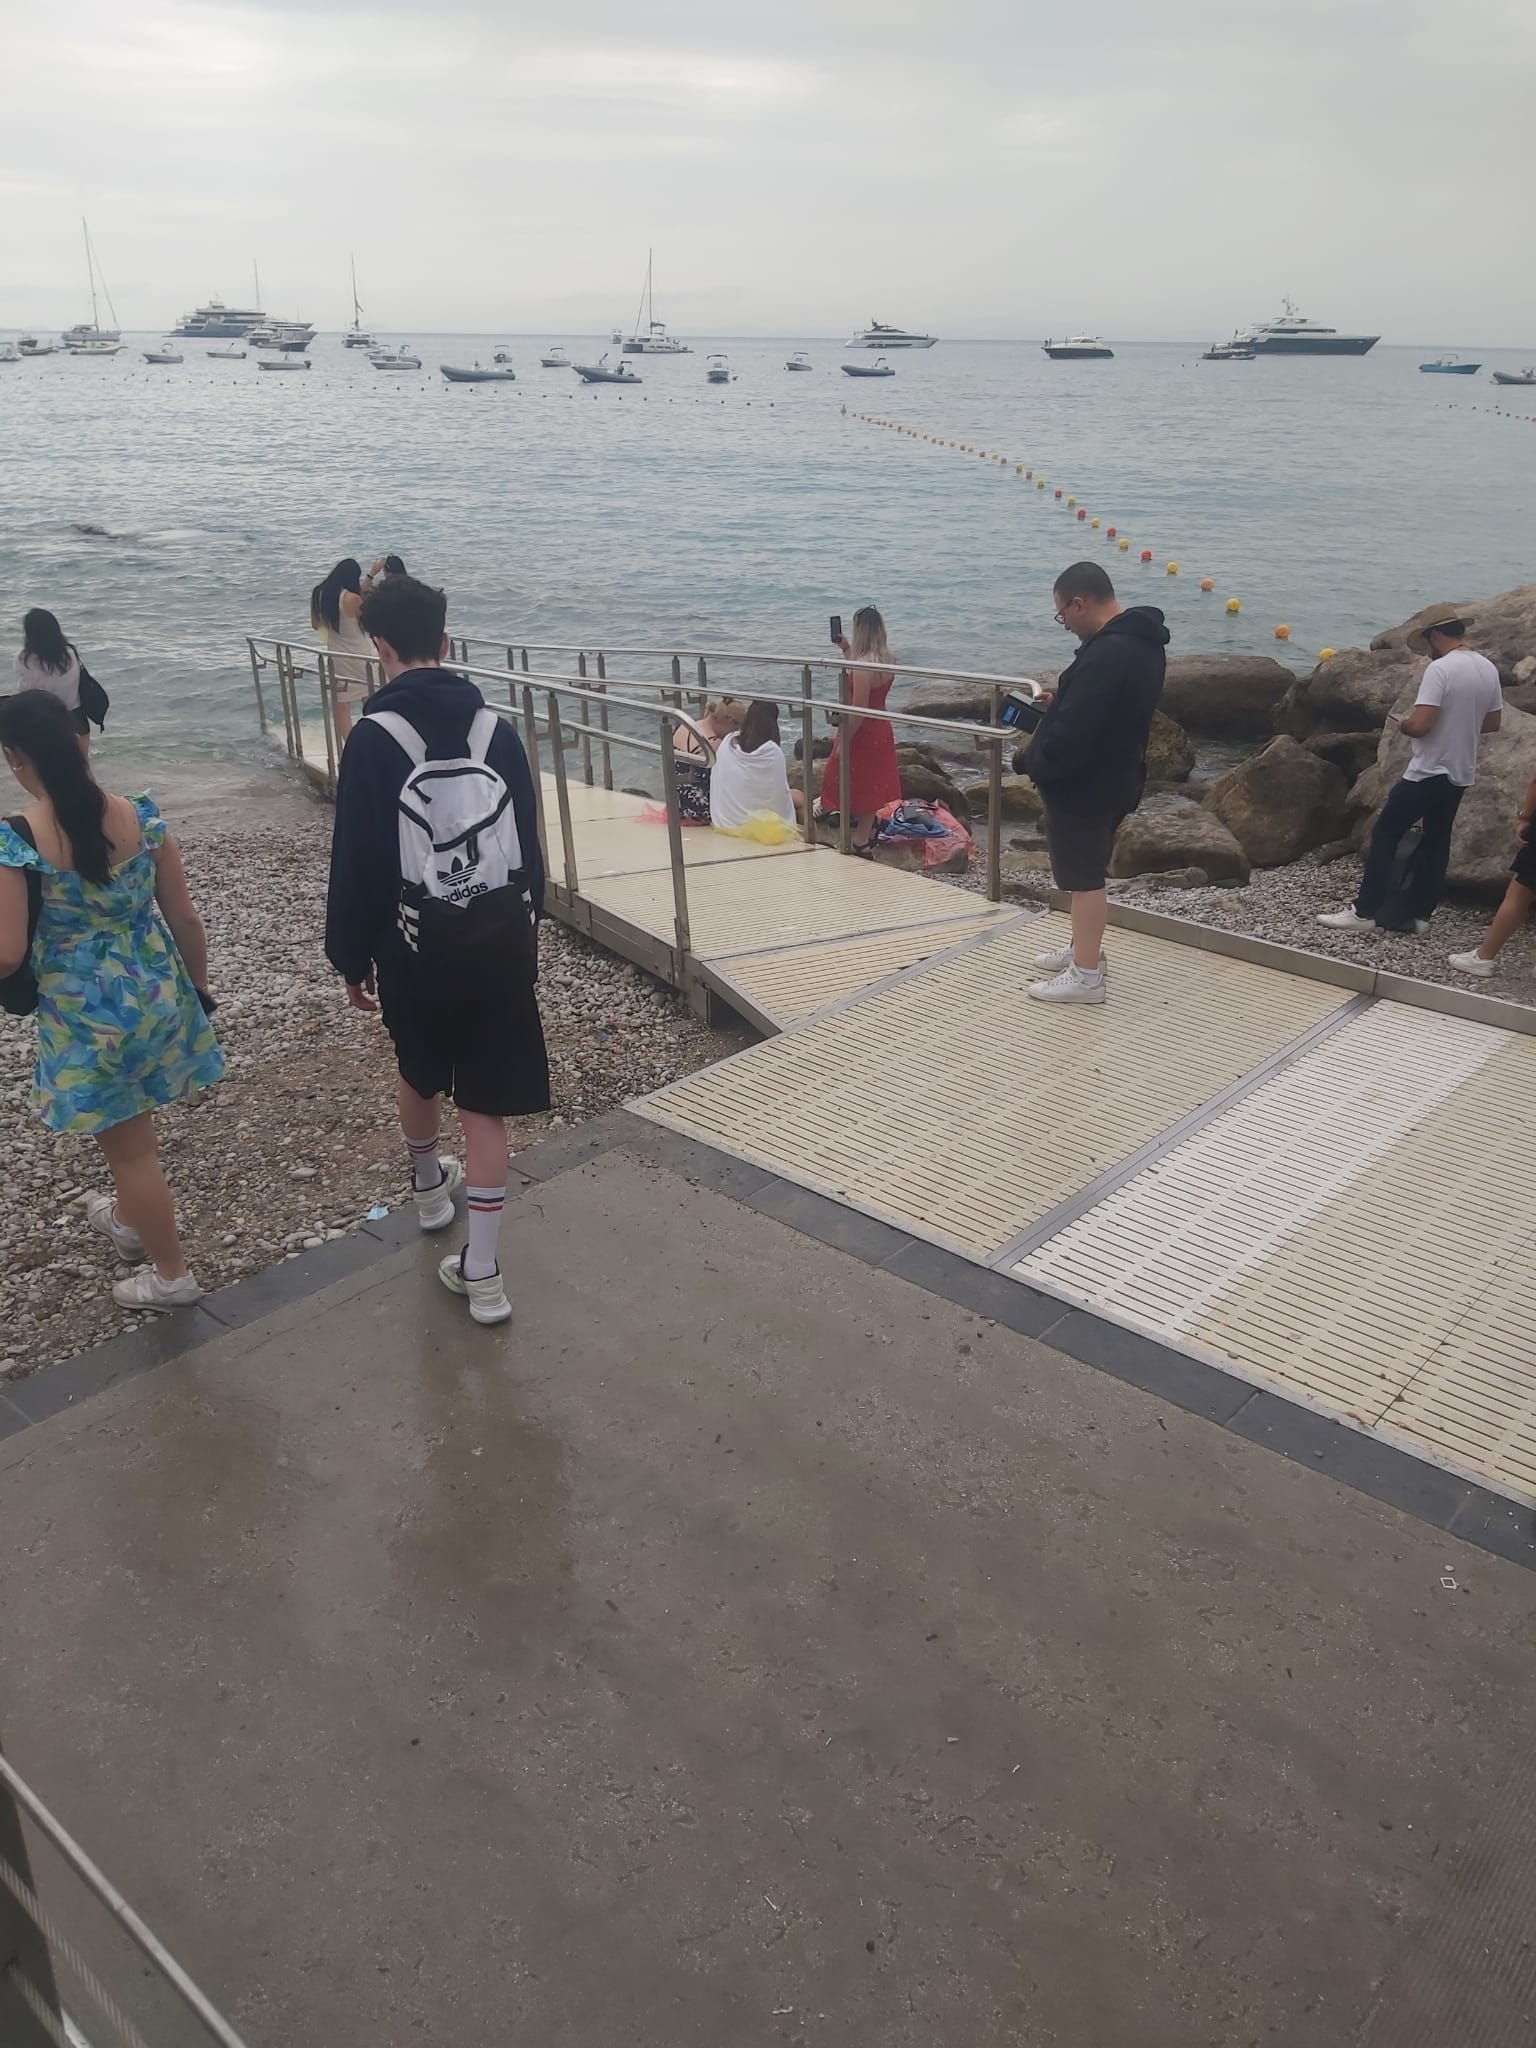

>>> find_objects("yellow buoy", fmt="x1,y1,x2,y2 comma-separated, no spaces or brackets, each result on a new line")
1118,538,1130,551
1225,597,1241,614
1319,646,1336,661
1166,562,1179,576
1090,517,1100,529
1015,464,1023,474
1067,496,1076,507
1037,480,1046,490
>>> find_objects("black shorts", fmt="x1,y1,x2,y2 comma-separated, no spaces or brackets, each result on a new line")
1514,833,1536,892
377,957,551,1118
1042,795,1134,893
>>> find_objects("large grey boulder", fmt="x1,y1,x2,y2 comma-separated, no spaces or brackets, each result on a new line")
1207,736,1352,867
957,772,1044,821
1158,654,1298,740
1371,585,1536,675
1347,694,1536,897
1145,709,1195,783
1274,645,1421,738
1111,801,1250,883
1304,730,1382,785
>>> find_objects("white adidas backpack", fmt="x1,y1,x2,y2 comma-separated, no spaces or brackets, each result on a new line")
370,707,535,992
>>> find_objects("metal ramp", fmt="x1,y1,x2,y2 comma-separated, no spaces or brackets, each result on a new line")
636,912,1536,1511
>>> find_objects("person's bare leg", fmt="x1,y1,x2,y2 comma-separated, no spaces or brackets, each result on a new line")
1477,878,1536,961
96,1113,188,1281
335,698,355,745
1072,888,1108,971
461,1110,510,1191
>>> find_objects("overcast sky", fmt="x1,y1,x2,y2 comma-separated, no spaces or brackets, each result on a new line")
3,0,1532,340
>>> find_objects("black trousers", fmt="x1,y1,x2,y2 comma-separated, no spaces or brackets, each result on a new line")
1355,774,1465,920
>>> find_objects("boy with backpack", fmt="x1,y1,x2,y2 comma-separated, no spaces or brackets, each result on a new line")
324,575,548,1326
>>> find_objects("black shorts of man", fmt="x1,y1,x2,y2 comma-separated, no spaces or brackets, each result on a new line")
324,575,550,1326
1320,605,1503,936
1017,561,1168,1006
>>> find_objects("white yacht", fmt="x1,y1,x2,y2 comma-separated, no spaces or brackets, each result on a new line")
173,298,265,339
248,319,316,352
69,338,125,358
1232,300,1378,356
540,346,570,368
621,250,692,353
369,346,422,371
1042,335,1114,359
785,349,813,371
705,353,732,383
844,320,938,350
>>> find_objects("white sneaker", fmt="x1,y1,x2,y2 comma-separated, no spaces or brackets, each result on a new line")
1029,963,1107,1005
85,1193,145,1264
438,1250,512,1325
1318,909,1375,931
1448,950,1496,978
111,1267,203,1312
1033,946,1107,974
414,1156,463,1233
1412,920,1431,936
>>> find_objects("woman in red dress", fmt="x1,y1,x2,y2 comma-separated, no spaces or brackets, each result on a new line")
817,606,901,851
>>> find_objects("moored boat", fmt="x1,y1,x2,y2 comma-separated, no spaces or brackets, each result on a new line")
143,345,185,364
1419,354,1480,374
844,321,936,349
540,346,570,368
841,355,895,378
785,349,813,371
1232,300,1378,355
1491,367,1536,387
440,363,517,383
1043,335,1114,360
573,354,640,384
705,353,732,383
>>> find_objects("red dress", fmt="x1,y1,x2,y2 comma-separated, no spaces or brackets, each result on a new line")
818,671,902,816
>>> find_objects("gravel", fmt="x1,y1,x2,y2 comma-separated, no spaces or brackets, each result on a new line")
0,797,740,1383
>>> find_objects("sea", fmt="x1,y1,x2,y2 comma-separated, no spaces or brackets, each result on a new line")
2,332,1533,808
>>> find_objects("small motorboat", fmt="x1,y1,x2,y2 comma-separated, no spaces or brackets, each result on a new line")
573,354,640,384
1202,339,1256,361
258,356,311,371
539,347,569,368
440,362,517,383
1491,367,1536,387
785,350,813,371
18,335,55,357
0,344,20,364
207,344,247,359
841,356,895,378
1420,354,1480,374
69,339,124,357
143,345,185,364
705,353,732,384
370,347,422,371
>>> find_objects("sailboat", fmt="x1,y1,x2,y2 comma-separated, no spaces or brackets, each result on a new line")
62,219,124,352
621,250,691,354
344,255,376,349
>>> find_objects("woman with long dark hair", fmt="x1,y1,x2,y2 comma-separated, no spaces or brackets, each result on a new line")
309,557,376,743
14,608,107,737
0,691,223,1310
817,605,901,851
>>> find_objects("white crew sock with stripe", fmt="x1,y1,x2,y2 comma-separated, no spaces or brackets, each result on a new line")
464,1185,506,1282
405,1125,443,1192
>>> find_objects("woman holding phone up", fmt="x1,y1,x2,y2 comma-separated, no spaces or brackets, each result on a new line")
817,605,901,852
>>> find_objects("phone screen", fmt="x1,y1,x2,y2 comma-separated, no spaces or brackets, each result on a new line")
829,614,843,644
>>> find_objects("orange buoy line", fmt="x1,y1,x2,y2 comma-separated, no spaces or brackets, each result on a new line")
843,407,1323,648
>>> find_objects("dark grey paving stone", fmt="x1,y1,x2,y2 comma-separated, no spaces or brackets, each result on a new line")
879,1240,1066,1339
0,1393,32,1440
516,1113,630,1182
3,1309,220,1426
617,1120,778,1200
1446,1491,1536,1570
199,1229,397,1334
1045,1310,1257,1425
1227,1391,1475,1532
747,1180,916,1267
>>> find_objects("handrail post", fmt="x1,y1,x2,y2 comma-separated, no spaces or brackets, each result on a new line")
658,720,693,973
319,651,338,791
247,639,268,736
799,663,816,846
520,683,550,874
519,647,530,674
669,653,683,712
576,653,594,786
0,1746,64,2046
987,684,1002,903
279,643,300,761
837,666,852,857
547,692,578,895
596,652,613,789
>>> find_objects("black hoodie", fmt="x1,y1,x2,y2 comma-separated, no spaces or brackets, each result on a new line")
1021,606,1170,805
324,668,545,987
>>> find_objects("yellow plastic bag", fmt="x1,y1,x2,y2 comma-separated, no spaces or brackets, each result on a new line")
715,811,799,847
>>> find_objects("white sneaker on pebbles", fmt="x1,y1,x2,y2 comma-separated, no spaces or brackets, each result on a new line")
1033,946,1106,974
414,1157,463,1233
1448,950,1496,978
85,1193,145,1264
438,1250,512,1325
1317,909,1375,931
111,1267,203,1312
1028,963,1107,1006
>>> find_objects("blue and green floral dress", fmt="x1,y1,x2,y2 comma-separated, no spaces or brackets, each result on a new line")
0,796,224,1135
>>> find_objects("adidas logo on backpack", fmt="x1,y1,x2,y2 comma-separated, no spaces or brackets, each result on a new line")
370,706,536,993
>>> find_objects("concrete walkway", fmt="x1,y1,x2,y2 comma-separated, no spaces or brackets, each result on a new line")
3,1121,1534,2047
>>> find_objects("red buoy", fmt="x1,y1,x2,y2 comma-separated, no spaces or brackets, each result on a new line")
1140,549,1152,563
1106,527,1117,538
1076,508,1087,520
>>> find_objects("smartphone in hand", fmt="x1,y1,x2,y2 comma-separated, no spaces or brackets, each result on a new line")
829,614,843,644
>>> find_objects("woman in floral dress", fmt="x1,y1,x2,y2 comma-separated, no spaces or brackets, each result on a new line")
0,691,223,1311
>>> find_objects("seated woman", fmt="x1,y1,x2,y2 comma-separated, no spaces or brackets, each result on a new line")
672,698,743,823
711,699,801,833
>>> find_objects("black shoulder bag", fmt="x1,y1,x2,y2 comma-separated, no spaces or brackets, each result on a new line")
78,666,110,730
0,818,43,1017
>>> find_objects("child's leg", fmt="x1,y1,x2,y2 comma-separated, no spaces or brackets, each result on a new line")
461,1110,510,1280
399,1077,445,1189
96,1112,189,1281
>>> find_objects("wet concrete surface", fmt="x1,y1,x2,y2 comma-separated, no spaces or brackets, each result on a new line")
1,1149,1532,2047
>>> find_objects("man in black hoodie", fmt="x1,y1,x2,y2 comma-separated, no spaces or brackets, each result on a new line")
1019,561,1168,1005
325,576,548,1326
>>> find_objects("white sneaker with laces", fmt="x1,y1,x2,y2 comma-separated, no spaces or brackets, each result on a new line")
111,1267,203,1312
85,1193,145,1264
1028,963,1107,1006
1317,909,1375,931
1448,950,1496,978
1033,946,1107,974
438,1250,512,1325
414,1156,464,1233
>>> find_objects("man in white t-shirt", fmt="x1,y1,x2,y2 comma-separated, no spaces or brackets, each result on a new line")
1320,605,1503,933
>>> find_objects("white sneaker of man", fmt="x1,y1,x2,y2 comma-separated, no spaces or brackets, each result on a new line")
1033,945,1107,974
1447,950,1496,978
1028,961,1107,1005
438,1250,513,1325
414,1156,464,1233
1317,908,1375,930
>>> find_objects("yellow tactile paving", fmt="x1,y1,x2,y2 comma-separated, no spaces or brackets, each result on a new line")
710,911,1013,1024
639,915,1352,1259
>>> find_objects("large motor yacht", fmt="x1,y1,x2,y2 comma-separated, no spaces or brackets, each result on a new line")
844,320,937,349
1232,300,1379,355
173,298,266,338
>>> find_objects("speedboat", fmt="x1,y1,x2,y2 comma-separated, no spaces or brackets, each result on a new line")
493,348,516,365
69,339,124,358
143,345,184,364
1491,367,1536,386
440,362,517,383
207,344,247,359
369,347,422,370
18,336,56,357
1419,354,1480,374
1202,338,1256,361
841,356,895,378
258,356,310,371
785,350,813,371
705,353,732,383
573,354,640,384
540,346,570,368
1232,300,1378,355
844,321,937,349
1043,335,1114,359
